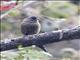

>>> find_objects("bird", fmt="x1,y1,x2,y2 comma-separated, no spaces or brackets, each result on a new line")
21,16,40,36
21,16,47,52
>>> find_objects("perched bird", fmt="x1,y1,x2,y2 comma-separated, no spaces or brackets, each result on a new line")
21,16,40,36
21,16,47,52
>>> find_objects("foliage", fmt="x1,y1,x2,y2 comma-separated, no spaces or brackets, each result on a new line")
1,46,50,60
41,2,78,18
0,22,12,32
0,1,79,60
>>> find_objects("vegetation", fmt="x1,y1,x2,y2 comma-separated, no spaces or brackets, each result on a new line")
0,1,79,60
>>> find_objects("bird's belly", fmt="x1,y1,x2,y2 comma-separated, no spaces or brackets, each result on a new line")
21,24,39,35
26,26,38,35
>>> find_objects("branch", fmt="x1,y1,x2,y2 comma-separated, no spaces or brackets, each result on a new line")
0,26,80,52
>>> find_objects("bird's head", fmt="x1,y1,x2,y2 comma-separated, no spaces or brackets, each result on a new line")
28,16,38,23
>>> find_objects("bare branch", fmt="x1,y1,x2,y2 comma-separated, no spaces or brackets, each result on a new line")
0,26,80,52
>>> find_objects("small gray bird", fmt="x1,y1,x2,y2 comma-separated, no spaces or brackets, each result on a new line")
21,16,47,52
21,16,40,36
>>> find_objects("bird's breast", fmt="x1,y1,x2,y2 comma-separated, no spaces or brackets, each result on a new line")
21,23,40,35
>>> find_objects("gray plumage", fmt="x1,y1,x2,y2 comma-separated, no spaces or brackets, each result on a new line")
21,16,47,52
21,16,40,36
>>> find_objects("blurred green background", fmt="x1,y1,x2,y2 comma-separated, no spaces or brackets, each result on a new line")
0,1,80,60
